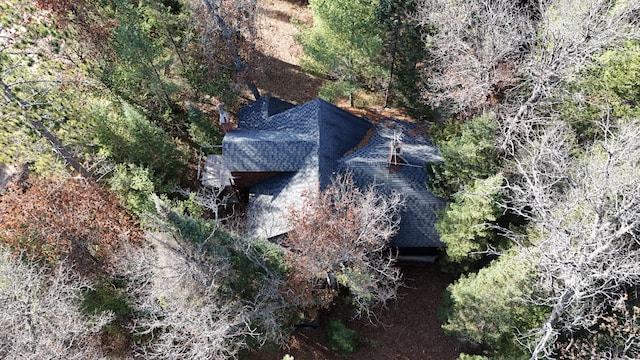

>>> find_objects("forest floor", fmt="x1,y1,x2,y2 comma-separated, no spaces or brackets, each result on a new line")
245,1,463,359
245,0,322,104
248,262,463,360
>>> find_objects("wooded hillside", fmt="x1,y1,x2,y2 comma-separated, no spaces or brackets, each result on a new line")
1,0,639,359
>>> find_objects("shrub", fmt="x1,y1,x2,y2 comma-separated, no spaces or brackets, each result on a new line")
108,163,157,216
427,114,500,200
326,318,362,355
94,103,187,187
0,176,142,270
457,354,490,360
443,256,547,358
187,104,223,148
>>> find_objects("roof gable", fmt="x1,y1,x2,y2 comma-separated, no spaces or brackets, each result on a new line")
237,96,296,129
340,119,441,167
225,98,372,175
338,119,446,248
316,100,372,187
222,98,445,248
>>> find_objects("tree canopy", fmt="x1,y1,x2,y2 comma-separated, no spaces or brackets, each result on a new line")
298,0,386,106
2,0,640,357
419,0,640,358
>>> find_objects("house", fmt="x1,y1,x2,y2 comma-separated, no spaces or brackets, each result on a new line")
203,96,446,251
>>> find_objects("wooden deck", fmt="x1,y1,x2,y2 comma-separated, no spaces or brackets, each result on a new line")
201,155,234,188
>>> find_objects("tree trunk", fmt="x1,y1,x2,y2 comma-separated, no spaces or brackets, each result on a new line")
2,81,94,181
201,0,260,100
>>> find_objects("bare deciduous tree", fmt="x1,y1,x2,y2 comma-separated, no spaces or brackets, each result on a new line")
127,194,292,358
416,0,640,136
284,173,404,318
415,3,640,354
0,252,111,359
506,119,640,358
120,231,256,360
177,189,294,346
234,237,293,346
557,294,640,359
415,0,534,115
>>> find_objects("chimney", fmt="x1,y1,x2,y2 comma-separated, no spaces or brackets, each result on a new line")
388,133,403,171
218,103,232,132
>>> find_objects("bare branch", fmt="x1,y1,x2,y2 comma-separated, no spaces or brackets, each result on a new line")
0,252,110,359
284,173,404,318
504,118,640,358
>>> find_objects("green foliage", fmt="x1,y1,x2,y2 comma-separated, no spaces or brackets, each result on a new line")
377,0,433,117
81,276,136,345
161,198,289,300
437,174,505,268
299,0,387,104
457,355,490,360
167,205,217,245
0,0,86,175
429,117,463,143
187,104,223,148
94,0,237,130
173,192,206,219
562,41,640,143
0,117,67,175
181,60,237,105
428,114,501,200
443,256,548,358
82,277,131,319
225,237,290,300
326,318,363,355
600,42,640,104
95,102,187,187
336,268,376,304
108,163,157,216
318,80,359,103
99,0,181,114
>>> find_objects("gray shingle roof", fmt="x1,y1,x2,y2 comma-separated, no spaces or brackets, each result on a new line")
229,98,370,238
317,103,372,188
223,131,314,172
237,96,295,129
245,162,319,239
223,98,446,248
223,98,370,176
338,119,446,248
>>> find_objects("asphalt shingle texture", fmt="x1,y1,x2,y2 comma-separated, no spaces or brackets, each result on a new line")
338,119,446,247
223,97,445,248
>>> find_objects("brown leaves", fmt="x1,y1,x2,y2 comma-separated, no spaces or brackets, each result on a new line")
282,173,403,315
0,176,142,272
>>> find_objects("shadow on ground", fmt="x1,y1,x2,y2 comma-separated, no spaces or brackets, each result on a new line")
248,262,463,360
246,50,324,104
